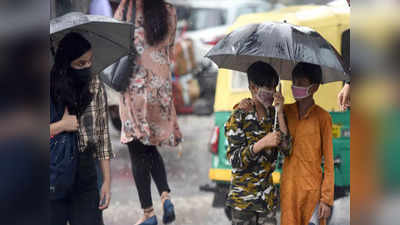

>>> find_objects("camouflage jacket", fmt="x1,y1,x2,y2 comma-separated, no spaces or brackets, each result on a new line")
225,104,291,213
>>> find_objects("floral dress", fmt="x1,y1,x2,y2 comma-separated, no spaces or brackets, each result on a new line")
114,0,182,147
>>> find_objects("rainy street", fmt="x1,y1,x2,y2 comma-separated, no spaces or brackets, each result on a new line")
103,115,350,225
103,115,230,225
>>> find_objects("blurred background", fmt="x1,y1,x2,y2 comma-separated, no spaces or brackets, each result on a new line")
0,1,48,225
351,0,400,225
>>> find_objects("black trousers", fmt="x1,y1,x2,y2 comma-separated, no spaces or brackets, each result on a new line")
50,151,103,225
127,140,171,209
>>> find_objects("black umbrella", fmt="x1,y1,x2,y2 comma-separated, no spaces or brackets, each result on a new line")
50,12,132,74
205,22,349,83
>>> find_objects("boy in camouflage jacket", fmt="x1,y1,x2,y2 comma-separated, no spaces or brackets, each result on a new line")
225,62,291,225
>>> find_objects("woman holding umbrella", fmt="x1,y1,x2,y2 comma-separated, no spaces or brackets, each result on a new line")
114,0,182,224
50,32,113,225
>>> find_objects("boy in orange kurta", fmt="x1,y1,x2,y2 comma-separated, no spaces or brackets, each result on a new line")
280,63,334,225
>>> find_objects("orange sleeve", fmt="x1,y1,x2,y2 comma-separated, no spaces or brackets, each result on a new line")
320,112,334,206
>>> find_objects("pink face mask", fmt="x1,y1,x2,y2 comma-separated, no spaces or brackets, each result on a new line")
256,88,275,108
291,85,313,100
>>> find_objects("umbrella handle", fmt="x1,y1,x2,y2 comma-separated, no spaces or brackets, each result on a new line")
278,82,282,93
273,82,281,131
273,110,279,132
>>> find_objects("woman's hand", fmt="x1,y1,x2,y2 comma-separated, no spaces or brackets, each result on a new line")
99,159,111,210
60,108,79,132
99,180,111,210
50,108,79,137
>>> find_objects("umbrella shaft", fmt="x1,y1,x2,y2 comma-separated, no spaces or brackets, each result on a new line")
273,109,278,131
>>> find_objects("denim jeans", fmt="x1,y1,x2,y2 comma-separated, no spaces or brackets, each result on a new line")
50,151,103,225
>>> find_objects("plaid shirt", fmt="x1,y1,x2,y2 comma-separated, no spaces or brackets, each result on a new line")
78,75,114,160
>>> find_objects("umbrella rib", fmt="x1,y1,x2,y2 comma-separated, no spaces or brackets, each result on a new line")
71,27,130,50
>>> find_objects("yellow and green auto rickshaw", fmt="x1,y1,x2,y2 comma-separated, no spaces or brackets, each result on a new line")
202,2,350,217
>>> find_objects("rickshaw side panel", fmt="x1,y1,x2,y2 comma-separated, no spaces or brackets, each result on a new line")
210,111,351,188
331,111,350,187
214,111,233,170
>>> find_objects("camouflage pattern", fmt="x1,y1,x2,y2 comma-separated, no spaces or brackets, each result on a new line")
231,208,277,225
225,101,291,214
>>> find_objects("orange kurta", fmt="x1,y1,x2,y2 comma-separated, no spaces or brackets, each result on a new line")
280,103,334,225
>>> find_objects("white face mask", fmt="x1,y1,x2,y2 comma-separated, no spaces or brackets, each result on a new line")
256,88,275,108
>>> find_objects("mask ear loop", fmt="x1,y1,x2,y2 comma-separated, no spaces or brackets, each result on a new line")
306,84,315,97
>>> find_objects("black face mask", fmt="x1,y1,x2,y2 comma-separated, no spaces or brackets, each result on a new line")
69,67,92,87
67,67,93,116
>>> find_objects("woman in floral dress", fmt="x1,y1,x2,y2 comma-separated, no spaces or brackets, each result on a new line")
114,0,182,224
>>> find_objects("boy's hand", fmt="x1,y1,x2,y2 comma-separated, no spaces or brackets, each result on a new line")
254,131,281,153
235,98,253,111
261,131,281,149
273,92,284,114
318,202,331,219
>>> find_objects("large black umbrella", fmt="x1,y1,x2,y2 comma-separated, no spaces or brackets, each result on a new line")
205,22,349,83
50,12,132,74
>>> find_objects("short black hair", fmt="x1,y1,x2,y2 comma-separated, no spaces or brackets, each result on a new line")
247,61,279,88
292,62,322,84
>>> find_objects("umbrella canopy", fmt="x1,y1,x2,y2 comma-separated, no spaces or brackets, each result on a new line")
205,22,349,84
50,12,131,74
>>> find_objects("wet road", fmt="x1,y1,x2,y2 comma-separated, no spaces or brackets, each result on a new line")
103,115,349,225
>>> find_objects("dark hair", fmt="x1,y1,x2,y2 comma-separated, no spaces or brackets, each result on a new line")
50,32,92,115
247,61,279,88
143,0,169,46
292,62,322,84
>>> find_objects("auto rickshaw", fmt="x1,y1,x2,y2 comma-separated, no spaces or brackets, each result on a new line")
203,2,350,218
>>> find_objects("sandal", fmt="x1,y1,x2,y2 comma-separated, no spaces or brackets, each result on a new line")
161,195,175,224
138,208,157,225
